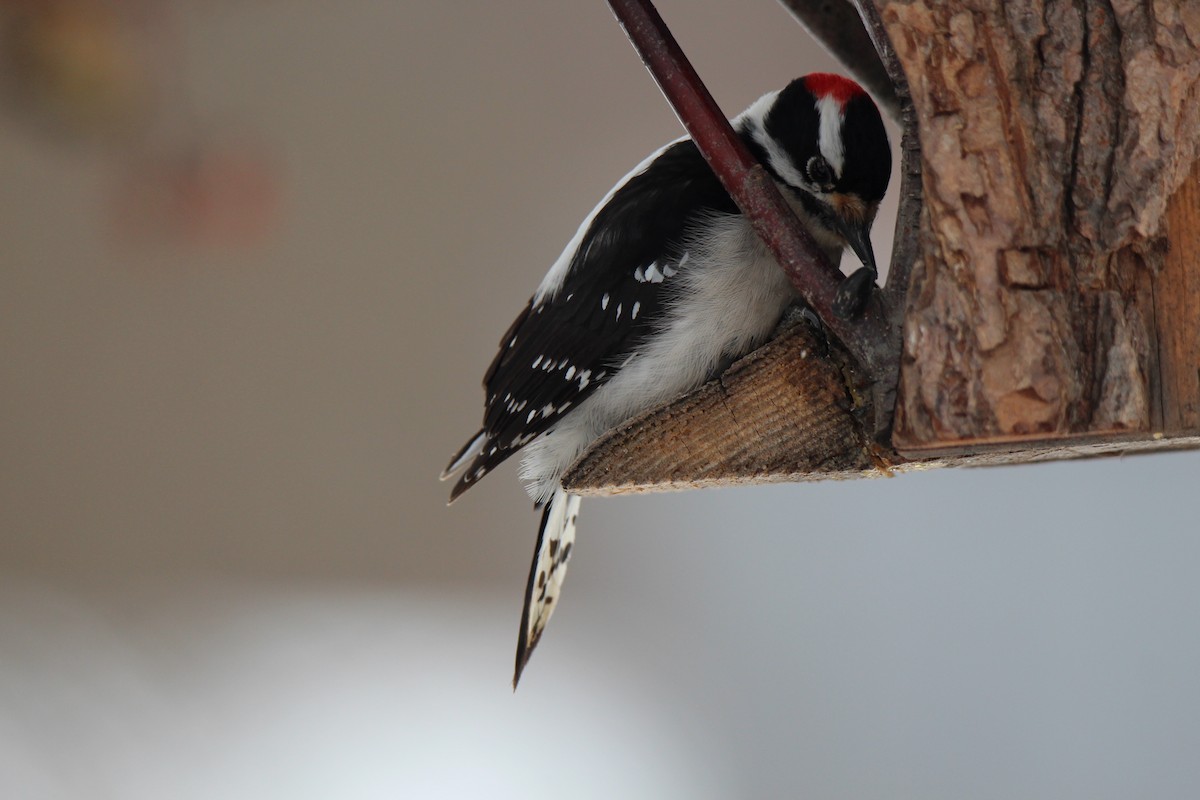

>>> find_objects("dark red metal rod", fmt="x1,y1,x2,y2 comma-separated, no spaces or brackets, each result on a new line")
605,0,893,384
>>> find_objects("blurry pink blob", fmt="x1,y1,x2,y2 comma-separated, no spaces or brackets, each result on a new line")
111,146,281,249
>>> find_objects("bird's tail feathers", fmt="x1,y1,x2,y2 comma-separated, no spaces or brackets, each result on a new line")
513,488,581,688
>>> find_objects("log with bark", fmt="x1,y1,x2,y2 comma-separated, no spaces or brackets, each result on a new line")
565,0,1200,496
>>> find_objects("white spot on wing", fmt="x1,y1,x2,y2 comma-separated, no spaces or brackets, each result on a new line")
632,301,641,319
601,293,610,310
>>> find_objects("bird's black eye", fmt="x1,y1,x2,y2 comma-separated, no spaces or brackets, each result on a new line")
806,156,833,189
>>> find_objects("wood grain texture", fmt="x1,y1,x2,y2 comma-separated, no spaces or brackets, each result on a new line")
884,0,1200,452
1158,156,1200,432
561,315,895,495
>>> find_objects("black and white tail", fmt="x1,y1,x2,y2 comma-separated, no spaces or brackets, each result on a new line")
513,488,581,688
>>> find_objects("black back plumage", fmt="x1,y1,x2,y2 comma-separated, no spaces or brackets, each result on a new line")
447,139,739,501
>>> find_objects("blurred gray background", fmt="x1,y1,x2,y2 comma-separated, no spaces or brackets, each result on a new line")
3,1,1200,798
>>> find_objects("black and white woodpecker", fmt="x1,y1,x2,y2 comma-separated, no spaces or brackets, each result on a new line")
444,73,891,685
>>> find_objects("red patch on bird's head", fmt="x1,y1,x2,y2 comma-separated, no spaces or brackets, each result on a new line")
803,73,866,108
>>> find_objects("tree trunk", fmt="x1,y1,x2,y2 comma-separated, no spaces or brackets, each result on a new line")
886,0,1200,454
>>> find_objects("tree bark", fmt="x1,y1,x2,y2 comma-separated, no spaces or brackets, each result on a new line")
887,0,1200,454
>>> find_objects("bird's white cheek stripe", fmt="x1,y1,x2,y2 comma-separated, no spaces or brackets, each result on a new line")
816,94,846,175
743,91,810,189
757,134,807,189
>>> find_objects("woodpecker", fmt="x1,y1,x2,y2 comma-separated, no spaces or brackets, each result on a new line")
443,73,891,686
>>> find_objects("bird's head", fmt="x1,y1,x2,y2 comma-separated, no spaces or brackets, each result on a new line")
744,73,891,279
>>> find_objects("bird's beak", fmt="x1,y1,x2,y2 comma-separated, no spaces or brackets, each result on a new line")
832,215,878,276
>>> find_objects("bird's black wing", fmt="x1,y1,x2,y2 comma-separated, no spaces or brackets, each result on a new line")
447,139,738,500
